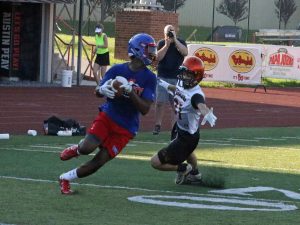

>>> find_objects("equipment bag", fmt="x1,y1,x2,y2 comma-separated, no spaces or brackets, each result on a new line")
43,116,86,136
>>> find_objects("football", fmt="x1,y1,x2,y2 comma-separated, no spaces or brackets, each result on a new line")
111,76,128,97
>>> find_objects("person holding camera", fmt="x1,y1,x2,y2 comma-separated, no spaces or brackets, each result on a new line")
153,24,188,135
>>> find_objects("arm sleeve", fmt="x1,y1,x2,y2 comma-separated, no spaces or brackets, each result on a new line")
191,93,205,109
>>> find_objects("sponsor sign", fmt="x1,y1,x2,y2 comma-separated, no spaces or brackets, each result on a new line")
188,44,262,85
269,48,294,67
263,45,300,80
0,2,41,81
0,5,12,78
229,50,255,73
194,47,219,71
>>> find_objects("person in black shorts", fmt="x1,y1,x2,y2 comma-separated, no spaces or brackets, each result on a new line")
93,24,110,85
150,56,217,185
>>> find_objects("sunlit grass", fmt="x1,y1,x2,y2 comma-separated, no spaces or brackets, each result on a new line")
54,34,124,65
54,35,300,87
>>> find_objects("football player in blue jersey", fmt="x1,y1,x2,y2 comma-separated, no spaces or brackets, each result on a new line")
59,33,157,194
150,56,217,185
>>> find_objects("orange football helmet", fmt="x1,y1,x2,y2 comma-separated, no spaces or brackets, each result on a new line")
177,56,205,89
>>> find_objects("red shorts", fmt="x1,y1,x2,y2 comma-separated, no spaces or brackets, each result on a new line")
88,112,134,158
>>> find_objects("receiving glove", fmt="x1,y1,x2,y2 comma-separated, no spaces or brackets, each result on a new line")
201,108,217,127
157,78,170,90
98,79,116,99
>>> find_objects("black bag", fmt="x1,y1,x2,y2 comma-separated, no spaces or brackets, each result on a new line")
43,116,86,136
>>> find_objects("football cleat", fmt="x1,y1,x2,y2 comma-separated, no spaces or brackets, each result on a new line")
184,172,202,184
59,179,73,195
175,163,192,185
60,145,79,161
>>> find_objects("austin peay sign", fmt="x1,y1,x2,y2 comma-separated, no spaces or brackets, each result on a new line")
0,5,11,77
0,2,41,81
0,5,21,78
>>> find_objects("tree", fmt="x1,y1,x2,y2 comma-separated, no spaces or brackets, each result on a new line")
159,0,187,11
97,0,129,23
275,0,297,29
216,0,249,26
96,0,187,23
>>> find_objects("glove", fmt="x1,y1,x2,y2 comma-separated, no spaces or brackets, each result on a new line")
98,79,116,99
157,78,170,91
201,108,217,127
120,81,134,93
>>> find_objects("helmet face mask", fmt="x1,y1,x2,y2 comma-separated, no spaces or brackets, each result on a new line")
178,66,198,89
128,33,157,65
145,43,157,63
177,56,205,89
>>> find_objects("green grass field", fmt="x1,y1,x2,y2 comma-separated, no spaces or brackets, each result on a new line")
1,127,300,225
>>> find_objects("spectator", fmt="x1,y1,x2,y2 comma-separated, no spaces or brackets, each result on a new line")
93,24,110,85
153,24,188,135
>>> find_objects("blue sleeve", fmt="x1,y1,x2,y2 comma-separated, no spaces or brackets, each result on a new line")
141,73,157,101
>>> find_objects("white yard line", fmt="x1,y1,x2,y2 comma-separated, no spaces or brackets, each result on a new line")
0,175,297,204
254,137,287,141
30,145,62,149
227,138,259,142
281,136,300,140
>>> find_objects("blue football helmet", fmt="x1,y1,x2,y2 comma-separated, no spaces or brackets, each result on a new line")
128,33,157,65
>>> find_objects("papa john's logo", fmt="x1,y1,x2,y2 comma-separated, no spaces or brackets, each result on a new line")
194,48,219,71
269,48,294,67
229,50,255,73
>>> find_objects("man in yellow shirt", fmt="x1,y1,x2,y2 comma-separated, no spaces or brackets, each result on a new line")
93,24,110,85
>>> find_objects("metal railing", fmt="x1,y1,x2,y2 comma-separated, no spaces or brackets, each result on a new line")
82,38,96,80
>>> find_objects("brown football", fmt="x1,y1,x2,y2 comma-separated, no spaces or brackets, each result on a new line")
111,79,125,97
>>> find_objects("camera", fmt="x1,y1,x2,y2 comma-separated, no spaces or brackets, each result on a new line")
167,31,174,38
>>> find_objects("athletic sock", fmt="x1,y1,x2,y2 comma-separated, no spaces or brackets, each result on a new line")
60,168,78,181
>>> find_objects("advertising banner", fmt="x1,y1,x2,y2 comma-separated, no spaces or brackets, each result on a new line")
188,44,262,85
0,5,12,78
262,45,300,80
0,2,41,81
